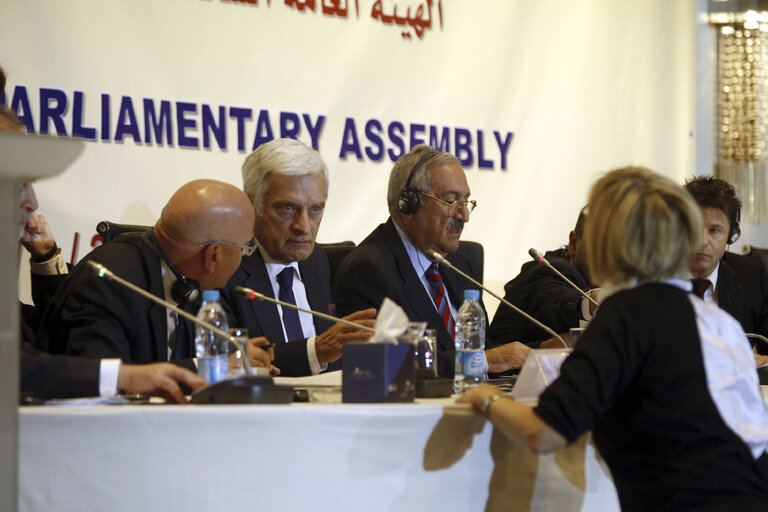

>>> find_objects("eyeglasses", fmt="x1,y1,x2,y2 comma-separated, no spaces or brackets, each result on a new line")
419,191,477,215
199,238,257,256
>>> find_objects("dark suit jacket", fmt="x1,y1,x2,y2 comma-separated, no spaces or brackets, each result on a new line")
716,252,768,352
332,217,483,378
20,338,100,399
220,244,334,376
488,247,589,349
21,271,100,399
35,232,197,365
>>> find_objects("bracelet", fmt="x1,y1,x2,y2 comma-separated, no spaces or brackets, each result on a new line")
479,391,505,416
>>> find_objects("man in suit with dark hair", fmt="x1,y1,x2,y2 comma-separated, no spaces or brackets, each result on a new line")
685,175,768,352
221,138,375,377
488,208,598,349
332,144,530,378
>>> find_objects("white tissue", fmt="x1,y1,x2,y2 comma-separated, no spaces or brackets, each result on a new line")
370,297,409,343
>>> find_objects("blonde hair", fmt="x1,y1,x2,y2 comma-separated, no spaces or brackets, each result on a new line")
585,166,703,286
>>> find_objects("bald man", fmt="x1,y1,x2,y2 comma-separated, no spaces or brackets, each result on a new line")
35,180,275,371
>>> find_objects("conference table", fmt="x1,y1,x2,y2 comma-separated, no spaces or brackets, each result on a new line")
18,396,622,512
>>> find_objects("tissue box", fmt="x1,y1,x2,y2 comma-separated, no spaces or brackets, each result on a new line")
342,343,414,403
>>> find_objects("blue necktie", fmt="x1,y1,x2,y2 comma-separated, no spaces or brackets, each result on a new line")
277,267,304,342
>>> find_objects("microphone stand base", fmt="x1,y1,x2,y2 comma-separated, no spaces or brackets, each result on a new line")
415,377,452,398
190,375,294,404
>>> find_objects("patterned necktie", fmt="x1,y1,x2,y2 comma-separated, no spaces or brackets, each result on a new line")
691,278,711,299
426,262,455,339
277,267,304,342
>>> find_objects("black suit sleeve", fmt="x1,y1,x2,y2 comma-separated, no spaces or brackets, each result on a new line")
488,257,586,348
20,341,101,399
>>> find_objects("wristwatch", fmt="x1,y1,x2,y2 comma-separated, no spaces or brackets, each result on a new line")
480,391,505,416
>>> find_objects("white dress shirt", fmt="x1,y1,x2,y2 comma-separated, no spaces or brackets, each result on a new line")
259,246,324,375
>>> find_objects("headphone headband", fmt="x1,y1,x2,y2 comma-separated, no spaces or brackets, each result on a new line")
398,150,439,215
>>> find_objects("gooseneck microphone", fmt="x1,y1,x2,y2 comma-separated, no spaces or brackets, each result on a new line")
528,248,599,308
426,250,568,349
87,260,254,374
234,286,376,333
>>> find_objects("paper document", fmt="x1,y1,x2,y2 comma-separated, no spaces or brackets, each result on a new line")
275,370,342,388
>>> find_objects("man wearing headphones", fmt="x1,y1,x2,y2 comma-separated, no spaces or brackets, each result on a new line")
35,179,276,372
685,176,768,352
333,144,530,378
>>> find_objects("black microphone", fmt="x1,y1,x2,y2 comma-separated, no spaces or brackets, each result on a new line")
234,286,376,333
426,250,568,349
88,260,255,374
528,248,599,308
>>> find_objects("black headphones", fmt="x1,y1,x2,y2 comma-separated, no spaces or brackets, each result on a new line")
142,230,201,304
729,208,741,245
398,150,438,215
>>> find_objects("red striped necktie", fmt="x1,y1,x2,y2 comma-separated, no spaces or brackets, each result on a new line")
426,262,455,339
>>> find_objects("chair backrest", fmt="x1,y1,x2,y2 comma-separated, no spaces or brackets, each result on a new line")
456,240,484,285
743,244,768,273
318,241,356,285
96,221,151,243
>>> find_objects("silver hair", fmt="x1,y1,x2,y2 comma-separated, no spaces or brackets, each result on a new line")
242,138,329,215
386,144,460,215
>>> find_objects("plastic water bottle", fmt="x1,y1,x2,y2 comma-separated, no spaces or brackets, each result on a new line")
194,289,230,384
453,289,486,394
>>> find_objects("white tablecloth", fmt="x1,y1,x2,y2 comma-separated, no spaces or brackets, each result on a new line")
19,399,620,512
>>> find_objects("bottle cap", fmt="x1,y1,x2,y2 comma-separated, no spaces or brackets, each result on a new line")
463,289,480,301
202,289,220,302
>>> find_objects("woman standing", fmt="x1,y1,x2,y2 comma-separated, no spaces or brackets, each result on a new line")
459,167,768,511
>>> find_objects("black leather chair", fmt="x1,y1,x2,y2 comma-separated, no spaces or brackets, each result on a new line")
96,221,150,243
318,241,356,285
457,240,484,285
743,244,768,272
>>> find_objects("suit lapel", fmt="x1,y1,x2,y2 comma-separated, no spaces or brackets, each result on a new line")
382,219,453,352
717,258,742,320
299,249,333,333
241,250,287,343
141,242,170,361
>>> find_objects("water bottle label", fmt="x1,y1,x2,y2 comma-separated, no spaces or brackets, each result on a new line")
199,355,229,384
456,350,484,377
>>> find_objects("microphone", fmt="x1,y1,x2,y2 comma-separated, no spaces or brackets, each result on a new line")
234,286,376,333
87,260,255,374
528,248,599,308
426,250,568,349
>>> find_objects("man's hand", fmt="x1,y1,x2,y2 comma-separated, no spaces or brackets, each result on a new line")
485,342,531,373
315,308,377,363
756,354,768,368
246,336,280,375
117,362,205,404
20,213,56,258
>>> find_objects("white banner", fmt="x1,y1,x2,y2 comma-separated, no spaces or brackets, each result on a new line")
4,0,696,309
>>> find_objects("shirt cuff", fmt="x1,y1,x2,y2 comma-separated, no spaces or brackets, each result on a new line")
29,248,68,275
307,336,328,375
99,359,121,397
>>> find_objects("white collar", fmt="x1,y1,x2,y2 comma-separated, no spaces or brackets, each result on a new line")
258,245,302,283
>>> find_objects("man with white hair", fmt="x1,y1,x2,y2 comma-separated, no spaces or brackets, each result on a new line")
221,138,375,377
